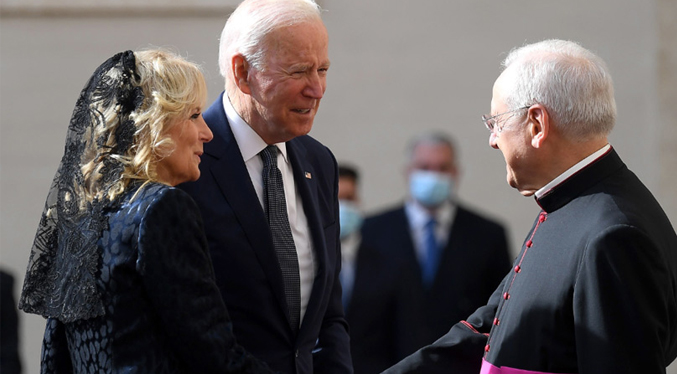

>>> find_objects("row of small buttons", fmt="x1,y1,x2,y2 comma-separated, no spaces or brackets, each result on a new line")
484,211,547,354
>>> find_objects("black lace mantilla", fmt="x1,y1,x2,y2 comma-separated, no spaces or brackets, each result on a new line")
19,51,144,323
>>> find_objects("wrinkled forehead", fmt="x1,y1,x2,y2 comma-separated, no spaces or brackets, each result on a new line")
265,19,327,53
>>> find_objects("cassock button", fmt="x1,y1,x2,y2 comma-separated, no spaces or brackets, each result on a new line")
514,265,521,273
503,292,510,300
485,344,490,352
526,240,533,248
493,318,500,326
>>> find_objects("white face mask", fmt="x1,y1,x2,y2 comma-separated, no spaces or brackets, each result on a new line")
339,200,364,239
409,170,453,208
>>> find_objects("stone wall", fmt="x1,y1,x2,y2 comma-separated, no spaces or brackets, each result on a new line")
658,0,677,227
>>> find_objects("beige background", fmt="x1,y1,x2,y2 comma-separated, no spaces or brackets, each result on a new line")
1,0,675,372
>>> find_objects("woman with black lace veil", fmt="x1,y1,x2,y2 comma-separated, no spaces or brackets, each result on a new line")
18,49,274,373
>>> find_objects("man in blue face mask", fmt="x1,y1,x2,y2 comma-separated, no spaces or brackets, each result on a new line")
360,132,512,351
337,165,363,311
337,164,419,374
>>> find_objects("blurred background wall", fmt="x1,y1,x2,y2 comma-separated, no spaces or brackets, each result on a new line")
1,0,675,372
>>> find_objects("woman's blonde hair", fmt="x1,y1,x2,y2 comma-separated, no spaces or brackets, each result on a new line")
80,49,207,203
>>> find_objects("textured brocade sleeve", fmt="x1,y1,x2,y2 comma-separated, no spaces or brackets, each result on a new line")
137,188,274,374
574,224,671,374
40,318,74,373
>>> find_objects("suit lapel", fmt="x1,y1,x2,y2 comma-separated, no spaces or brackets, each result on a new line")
286,138,327,333
396,207,422,279
203,94,289,323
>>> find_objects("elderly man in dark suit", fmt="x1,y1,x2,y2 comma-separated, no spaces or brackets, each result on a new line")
179,0,352,373
1,269,22,374
383,39,677,374
361,132,512,351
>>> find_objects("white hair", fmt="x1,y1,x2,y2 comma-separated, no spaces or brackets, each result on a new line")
218,0,322,80
501,39,617,141
406,132,458,164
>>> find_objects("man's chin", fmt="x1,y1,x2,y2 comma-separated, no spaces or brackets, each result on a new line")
508,178,536,197
292,123,314,137
518,189,536,197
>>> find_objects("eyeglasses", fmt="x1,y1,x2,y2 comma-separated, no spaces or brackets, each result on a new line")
481,106,531,133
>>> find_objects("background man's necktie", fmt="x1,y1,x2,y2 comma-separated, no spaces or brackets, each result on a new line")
261,145,301,332
422,218,440,289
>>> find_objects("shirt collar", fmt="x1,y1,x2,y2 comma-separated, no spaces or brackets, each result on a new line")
535,146,625,213
535,144,611,199
340,232,361,264
405,198,455,229
222,94,289,164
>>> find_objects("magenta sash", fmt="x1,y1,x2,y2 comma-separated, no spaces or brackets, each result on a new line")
480,358,576,374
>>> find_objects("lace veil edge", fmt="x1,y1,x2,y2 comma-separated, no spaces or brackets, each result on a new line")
19,51,144,323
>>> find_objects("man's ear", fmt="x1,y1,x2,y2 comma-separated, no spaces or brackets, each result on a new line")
232,54,251,94
528,104,550,148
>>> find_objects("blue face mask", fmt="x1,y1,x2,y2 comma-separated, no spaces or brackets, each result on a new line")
409,170,453,208
339,200,364,240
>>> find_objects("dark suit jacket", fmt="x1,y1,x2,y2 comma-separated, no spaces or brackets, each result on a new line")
1,269,22,374
344,239,421,374
361,204,512,349
179,93,352,374
383,149,677,374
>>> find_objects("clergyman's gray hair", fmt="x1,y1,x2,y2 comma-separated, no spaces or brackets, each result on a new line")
501,39,616,141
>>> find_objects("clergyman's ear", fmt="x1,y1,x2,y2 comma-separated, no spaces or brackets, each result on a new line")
529,105,550,148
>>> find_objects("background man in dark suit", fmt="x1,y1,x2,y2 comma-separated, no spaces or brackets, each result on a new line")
179,0,352,373
361,132,512,350
337,165,420,374
1,269,22,374
383,39,677,374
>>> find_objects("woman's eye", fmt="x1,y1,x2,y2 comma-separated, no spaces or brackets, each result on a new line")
191,113,201,119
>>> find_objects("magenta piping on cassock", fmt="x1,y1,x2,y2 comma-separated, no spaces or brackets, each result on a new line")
480,358,577,374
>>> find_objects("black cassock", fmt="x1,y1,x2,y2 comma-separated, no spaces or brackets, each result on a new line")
384,148,677,374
